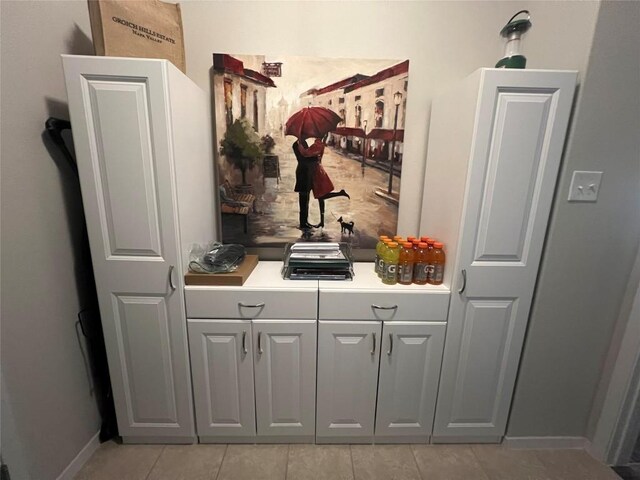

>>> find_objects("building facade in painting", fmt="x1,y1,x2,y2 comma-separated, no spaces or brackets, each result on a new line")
304,61,408,164
212,54,275,184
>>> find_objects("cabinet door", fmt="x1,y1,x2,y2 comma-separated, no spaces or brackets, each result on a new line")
253,320,316,439
433,70,576,441
316,321,382,443
63,56,194,439
376,322,445,442
188,320,256,440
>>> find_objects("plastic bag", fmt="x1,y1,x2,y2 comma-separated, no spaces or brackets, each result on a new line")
189,242,246,273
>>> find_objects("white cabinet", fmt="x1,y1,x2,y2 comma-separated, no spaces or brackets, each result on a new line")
254,320,316,440
63,55,216,442
421,69,577,442
376,322,445,443
316,264,450,443
316,321,382,443
188,320,256,441
185,263,319,442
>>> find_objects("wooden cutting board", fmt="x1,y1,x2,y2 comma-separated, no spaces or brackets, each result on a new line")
184,255,259,286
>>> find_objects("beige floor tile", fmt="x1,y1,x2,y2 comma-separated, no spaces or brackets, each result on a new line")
75,441,163,480
351,445,421,480
412,444,490,480
216,444,288,480
287,444,354,480
146,444,226,480
534,449,619,480
471,445,552,480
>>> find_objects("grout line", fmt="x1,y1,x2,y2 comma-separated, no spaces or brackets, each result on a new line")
468,445,493,480
284,444,290,480
213,444,228,480
144,445,165,480
410,444,426,480
349,445,356,480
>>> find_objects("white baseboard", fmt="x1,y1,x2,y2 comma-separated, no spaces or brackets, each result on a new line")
56,430,100,480
503,436,589,450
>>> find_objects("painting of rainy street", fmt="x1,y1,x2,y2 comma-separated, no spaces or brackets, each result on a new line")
213,53,409,250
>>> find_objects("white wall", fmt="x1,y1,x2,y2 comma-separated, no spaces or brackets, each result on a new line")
0,1,101,479
508,0,640,437
180,0,598,235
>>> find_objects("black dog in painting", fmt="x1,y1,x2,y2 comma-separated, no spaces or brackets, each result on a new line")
337,216,354,235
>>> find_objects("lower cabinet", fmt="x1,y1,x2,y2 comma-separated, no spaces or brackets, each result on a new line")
316,321,382,442
316,320,446,443
375,322,445,443
188,318,316,442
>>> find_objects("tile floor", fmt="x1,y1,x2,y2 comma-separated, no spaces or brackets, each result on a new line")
75,441,621,480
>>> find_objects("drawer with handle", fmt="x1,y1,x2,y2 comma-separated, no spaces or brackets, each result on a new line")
185,288,318,319
318,290,449,321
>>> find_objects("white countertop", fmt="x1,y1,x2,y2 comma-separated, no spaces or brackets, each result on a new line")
184,261,450,294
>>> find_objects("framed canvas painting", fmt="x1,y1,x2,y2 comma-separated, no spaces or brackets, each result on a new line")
212,53,409,256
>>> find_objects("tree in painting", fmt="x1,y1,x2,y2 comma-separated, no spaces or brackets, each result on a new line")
219,118,263,185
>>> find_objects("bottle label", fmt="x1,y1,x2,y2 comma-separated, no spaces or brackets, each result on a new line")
426,264,435,280
432,264,444,282
414,262,428,282
385,263,397,282
375,254,381,274
398,263,413,283
381,261,388,279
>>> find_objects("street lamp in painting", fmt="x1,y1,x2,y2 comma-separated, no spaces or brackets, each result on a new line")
388,91,403,194
361,119,368,173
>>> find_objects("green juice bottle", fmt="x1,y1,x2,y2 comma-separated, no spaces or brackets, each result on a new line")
375,235,390,277
382,242,400,285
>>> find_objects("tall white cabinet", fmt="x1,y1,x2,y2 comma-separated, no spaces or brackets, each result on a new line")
420,68,577,442
63,55,216,442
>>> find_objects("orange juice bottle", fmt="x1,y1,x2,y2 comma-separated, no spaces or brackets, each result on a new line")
398,242,415,285
413,242,429,285
382,242,400,285
428,242,446,285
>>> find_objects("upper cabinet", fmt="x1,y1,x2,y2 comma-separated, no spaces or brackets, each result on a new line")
420,68,577,442
63,55,216,442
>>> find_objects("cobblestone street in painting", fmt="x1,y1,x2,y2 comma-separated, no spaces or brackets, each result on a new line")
222,133,400,250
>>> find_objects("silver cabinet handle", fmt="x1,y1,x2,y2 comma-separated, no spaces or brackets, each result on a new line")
458,269,467,295
371,332,377,355
372,304,398,310
387,333,393,356
239,302,265,308
242,330,248,354
258,331,263,354
168,265,176,291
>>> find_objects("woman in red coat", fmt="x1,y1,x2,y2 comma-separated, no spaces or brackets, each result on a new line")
297,137,349,228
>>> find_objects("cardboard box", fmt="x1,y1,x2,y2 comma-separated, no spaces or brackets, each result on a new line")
88,0,186,73
184,255,259,286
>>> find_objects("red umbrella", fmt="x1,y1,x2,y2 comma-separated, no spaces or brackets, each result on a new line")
285,107,342,139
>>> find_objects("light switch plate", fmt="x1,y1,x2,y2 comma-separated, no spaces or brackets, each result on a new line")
568,171,603,202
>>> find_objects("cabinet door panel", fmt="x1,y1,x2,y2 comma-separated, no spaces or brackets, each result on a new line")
434,71,576,441
376,322,445,440
63,56,194,439
188,320,255,438
253,320,316,437
316,321,382,442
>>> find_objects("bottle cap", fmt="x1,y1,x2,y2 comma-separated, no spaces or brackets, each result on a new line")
418,242,428,248
379,235,389,241
434,242,444,249
411,239,420,245
403,242,413,248
427,239,435,245
407,236,417,242
420,236,430,242
388,242,398,248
